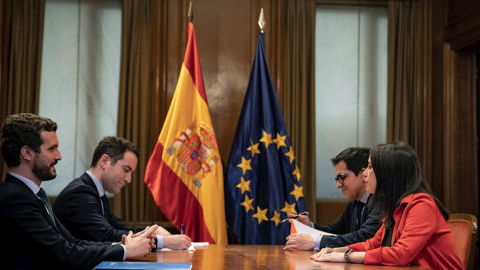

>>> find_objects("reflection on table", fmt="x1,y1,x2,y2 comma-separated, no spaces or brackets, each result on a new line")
130,245,429,270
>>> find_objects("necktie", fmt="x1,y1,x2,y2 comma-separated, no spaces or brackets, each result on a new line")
356,201,365,229
100,195,109,215
37,188,57,228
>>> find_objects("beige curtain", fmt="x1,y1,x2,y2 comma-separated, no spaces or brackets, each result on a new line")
275,0,317,221
115,0,163,222
387,0,417,146
0,0,45,180
414,0,433,183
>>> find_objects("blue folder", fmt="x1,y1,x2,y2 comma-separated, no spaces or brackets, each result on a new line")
94,262,192,270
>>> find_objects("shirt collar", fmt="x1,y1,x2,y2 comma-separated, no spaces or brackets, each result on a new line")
359,192,371,204
9,172,40,195
86,170,105,197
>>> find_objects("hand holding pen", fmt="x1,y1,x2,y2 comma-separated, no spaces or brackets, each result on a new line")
163,224,191,250
281,211,311,226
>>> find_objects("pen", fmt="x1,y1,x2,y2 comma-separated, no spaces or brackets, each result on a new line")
281,211,309,223
181,224,184,234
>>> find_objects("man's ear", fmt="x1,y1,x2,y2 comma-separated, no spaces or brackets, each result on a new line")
359,168,366,182
99,154,111,169
20,146,34,161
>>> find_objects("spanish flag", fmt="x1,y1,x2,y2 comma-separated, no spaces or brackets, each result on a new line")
144,23,227,245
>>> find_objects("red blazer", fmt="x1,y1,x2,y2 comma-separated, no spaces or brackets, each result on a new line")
348,193,464,270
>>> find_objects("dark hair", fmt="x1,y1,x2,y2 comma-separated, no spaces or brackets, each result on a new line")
90,136,140,168
369,142,448,228
331,147,370,176
1,113,57,168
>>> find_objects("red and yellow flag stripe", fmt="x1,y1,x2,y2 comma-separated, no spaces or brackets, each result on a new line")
145,23,227,245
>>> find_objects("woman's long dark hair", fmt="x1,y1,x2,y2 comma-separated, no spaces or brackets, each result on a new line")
369,142,448,228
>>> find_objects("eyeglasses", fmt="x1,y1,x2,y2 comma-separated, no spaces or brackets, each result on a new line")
335,173,349,185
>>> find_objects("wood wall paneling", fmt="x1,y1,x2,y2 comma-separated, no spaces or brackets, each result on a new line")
439,0,479,215
442,45,460,212
430,0,445,205
315,199,348,226
453,52,477,215
444,0,480,52
194,0,258,162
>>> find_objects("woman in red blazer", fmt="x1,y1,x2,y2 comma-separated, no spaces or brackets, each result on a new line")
312,142,464,270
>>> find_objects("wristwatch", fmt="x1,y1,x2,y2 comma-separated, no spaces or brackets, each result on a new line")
344,248,354,263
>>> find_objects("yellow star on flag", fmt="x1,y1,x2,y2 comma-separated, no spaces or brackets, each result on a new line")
290,185,304,201
270,210,281,226
236,177,251,194
240,195,254,213
259,130,273,149
237,156,252,175
252,206,269,225
273,133,287,149
285,147,295,164
247,141,261,157
292,165,301,181
281,201,297,215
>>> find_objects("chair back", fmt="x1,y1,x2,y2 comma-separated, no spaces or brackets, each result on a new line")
448,213,477,270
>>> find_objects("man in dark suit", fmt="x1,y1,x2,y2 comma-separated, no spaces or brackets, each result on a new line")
54,136,191,250
0,113,157,270
285,147,382,251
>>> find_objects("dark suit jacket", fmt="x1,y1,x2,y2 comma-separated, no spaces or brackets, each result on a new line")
315,195,382,248
53,172,144,242
0,173,124,270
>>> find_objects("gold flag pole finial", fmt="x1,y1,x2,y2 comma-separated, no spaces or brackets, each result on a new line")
188,1,193,23
258,8,265,33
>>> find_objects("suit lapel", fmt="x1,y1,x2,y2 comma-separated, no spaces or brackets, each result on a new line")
5,174,62,233
81,172,108,216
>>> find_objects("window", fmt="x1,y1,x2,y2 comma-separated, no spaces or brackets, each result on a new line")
39,0,121,194
315,6,387,199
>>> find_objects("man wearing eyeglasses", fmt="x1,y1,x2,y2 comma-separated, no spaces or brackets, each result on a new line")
285,147,382,251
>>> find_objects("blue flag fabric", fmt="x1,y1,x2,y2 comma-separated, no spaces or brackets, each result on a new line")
224,33,307,244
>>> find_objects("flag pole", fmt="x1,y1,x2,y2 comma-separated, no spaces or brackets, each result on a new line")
258,8,265,33
188,1,193,23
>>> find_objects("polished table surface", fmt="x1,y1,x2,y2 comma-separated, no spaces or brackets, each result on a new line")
131,245,429,270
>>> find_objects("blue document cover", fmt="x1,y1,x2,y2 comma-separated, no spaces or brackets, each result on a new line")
94,262,192,270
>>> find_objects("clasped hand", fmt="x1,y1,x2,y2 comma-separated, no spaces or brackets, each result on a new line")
123,224,158,259
121,224,192,250
121,225,158,248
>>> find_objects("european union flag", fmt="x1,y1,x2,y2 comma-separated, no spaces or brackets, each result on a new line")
224,32,307,244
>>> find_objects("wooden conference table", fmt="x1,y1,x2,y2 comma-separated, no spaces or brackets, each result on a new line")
131,245,428,270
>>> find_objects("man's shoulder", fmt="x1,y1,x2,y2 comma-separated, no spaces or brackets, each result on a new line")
0,179,40,212
56,175,98,204
344,200,356,210
0,176,31,199
60,175,96,193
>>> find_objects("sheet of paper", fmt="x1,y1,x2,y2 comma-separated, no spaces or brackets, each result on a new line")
192,242,209,248
292,219,336,238
160,244,196,252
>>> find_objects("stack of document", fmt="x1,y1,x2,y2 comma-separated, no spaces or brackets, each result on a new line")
159,242,209,252
291,219,336,237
